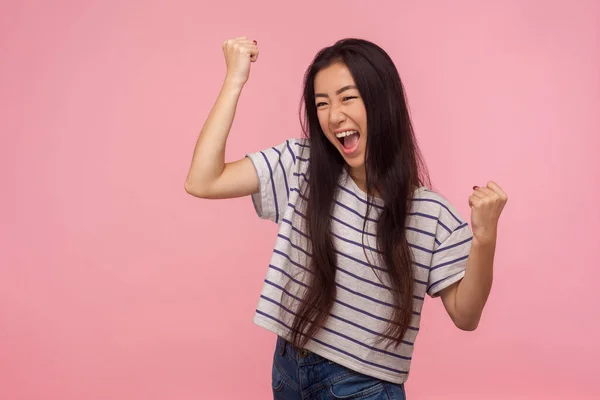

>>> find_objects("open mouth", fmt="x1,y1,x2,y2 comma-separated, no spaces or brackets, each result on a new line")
335,130,360,154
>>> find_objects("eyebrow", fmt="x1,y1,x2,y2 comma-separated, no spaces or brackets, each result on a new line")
315,85,358,98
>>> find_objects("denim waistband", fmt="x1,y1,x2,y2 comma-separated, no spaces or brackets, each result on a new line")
277,336,329,365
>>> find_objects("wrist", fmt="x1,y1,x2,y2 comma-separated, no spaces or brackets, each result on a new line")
222,77,246,92
472,234,497,250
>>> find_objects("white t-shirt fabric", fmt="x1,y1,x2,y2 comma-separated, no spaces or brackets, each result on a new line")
246,137,473,384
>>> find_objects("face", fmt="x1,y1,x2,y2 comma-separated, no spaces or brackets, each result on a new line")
314,62,368,173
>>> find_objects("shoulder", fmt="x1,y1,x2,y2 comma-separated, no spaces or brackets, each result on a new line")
411,187,467,226
281,138,311,174
287,137,310,158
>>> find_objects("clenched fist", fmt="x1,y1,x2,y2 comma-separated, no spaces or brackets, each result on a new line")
222,36,259,87
469,181,508,246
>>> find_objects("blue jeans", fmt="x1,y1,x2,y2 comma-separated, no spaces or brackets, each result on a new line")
272,336,406,399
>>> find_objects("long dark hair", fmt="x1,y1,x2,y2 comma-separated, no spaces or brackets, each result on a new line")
290,38,431,349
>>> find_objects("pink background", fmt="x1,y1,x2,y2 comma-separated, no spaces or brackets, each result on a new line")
1,1,599,399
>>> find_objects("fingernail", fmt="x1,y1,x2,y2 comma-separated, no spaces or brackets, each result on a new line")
473,186,479,190
253,40,257,44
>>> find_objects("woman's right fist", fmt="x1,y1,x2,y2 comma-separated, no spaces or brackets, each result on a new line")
222,36,259,87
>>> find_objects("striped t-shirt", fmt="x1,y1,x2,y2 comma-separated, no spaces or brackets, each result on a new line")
246,138,473,384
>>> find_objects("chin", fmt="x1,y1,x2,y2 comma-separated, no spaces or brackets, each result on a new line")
342,154,365,170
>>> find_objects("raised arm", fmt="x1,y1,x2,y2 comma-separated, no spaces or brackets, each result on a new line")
184,37,260,199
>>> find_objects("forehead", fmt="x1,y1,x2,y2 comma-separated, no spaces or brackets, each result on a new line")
314,62,357,92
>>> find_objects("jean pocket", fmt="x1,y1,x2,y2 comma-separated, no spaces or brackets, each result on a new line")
328,373,386,399
271,362,290,392
272,362,284,392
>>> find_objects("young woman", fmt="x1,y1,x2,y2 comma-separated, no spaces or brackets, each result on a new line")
185,36,508,399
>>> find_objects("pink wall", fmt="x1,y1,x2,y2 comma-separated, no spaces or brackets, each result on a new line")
1,1,599,399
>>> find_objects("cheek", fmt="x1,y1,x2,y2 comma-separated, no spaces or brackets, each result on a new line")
317,112,329,135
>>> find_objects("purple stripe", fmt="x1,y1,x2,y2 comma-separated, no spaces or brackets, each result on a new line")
286,140,296,164
431,255,469,271
331,314,414,346
291,190,376,237
311,338,409,374
264,279,413,331
336,268,392,293
260,294,412,360
332,232,381,254
335,281,421,317
406,226,441,246
336,284,419,332
267,263,422,318
258,298,391,345
255,307,410,372
337,185,384,210
455,222,469,231
320,326,412,360
409,243,433,254
297,156,309,162
292,180,380,223
414,261,429,270
406,226,435,238
408,212,437,221
282,219,420,272
333,250,386,272
261,294,296,315
273,249,312,274
293,174,458,247
412,198,462,224
255,308,295,330
259,292,414,344
282,219,309,239
293,172,309,182
277,234,311,257
288,202,306,218
291,192,441,246
331,215,376,237
268,265,309,288
433,237,472,254
265,279,304,302
278,220,430,282
335,200,379,223
334,298,394,323
277,234,427,290
265,278,421,329
260,151,279,223
329,313,413,346
438,220,452,234
335,299,420,334
294,142,310,149
271,147,290,196
427,270,465,292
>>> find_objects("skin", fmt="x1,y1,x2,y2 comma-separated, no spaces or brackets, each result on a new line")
314,62,369,191
184,37,260,199
185,37,509,331
312,62,509,330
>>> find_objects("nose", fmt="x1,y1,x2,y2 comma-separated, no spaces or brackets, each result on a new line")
328,103,346,126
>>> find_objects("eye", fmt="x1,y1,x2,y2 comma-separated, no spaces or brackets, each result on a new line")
316,102,328,108
343,96,358,102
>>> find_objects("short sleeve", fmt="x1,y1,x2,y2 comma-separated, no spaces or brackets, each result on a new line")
427,201,473,297
246,138,304,224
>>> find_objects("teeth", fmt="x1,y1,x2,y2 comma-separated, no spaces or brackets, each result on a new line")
335,130,358,138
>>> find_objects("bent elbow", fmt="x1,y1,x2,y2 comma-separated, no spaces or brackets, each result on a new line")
456,321,479,331
454,317,480,331
184,180,207,198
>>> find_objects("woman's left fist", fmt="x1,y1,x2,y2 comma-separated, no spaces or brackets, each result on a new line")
469,181,508,246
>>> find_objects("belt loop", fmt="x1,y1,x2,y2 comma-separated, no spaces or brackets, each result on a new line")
278,336,286,357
